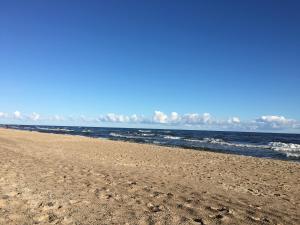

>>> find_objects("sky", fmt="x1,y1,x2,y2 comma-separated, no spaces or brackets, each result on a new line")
0,0,300,133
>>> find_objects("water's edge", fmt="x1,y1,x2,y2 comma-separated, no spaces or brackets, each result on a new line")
1,124,300,162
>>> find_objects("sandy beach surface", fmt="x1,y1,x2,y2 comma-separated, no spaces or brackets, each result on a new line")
0,128,299,225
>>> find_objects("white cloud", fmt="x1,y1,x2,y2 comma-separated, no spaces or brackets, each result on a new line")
130,114,139,122
14,111,22,119
95,112,299,132
97,113,148,123
151,111,215,125
153,111,168,123
169,112,181,123
181,113,212,124
203,113,212,123
228,117,240,124
0,110,299,132
130,114,145,123
258,115,292,124
110,113,129,123
51,115,65,121
0,112,8,118
182,113,200,124
254,115,296,129
98,113,129,123
29,112,40,121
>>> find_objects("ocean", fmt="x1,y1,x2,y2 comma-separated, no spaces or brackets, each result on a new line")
2,124,300,162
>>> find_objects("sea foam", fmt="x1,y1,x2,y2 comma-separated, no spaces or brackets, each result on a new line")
269,142,300,158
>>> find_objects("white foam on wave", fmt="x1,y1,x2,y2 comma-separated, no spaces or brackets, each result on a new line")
140,133,155,137
109,132,141,139
82,129,92,133
269,142,300,158
138,130,151,133
185,138,300,158
37,127,74,132
184,137,268,149
153,141,167,144
109,132,125,138
163,135,181,140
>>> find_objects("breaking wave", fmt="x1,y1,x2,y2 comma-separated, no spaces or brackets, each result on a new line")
163,135,182,140
37,127,74,132
109,132,127,138
109,132,141,139
184,138,268,149
138,130,151,133
185,138,300,158
269,142,300,158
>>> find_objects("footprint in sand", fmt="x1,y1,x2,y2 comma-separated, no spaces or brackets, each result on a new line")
193,218,205,224
147,202,164,213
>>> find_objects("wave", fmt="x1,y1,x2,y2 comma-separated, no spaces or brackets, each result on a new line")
109,132,126,138
269,142,300,158
108,134,300,158
23,126,35,130
163,135,181,140
163,130,172,133
138,130,151,133
109,132,141,139
184,138,268,149
184,138,300,158
37,127,74,132
140,133,155,137
82,129,92,133
153,141,167,144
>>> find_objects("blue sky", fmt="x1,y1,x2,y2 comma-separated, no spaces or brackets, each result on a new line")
0,0,300,132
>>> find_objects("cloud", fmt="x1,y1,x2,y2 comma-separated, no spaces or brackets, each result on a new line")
99,113,129,123
228,117,240,124
0,110,299,132
49,115,65,121
98,113,146,123
77,115,99,123
181,113,212,125
95,112,299,132
169,112,181,123
29,112,40,121
258,115,292,124
130,114,139,122
129,114,149,123
14,111,22,119
153,111,168,123
254,115,297,130
0,112,8,118
151,111,213,125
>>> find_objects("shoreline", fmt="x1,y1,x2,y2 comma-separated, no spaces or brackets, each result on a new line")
0,128,299,224
3,127,299,163
2,126,300,162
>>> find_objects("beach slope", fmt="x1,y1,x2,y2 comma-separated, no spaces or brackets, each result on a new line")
0,128,299,225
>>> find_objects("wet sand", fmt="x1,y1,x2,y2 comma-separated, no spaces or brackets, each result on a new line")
0,128,299,225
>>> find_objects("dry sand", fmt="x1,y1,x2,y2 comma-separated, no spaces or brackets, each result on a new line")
0,128,299,225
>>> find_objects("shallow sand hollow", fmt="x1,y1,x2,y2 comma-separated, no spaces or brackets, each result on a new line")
0,128,299,225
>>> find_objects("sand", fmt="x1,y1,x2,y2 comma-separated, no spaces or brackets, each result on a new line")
0,128,299,225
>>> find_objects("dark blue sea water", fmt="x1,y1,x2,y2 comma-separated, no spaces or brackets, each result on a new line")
2,124,300,162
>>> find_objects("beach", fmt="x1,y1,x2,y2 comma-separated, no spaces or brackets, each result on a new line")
0,128,299,225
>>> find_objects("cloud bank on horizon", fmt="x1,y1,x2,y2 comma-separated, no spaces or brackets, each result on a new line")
0,110,299,133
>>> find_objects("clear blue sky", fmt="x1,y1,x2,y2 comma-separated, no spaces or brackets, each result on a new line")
0,1,299,132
